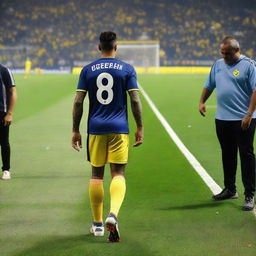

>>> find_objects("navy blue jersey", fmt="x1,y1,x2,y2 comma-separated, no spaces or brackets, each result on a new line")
77,58,139,134
0,64,15,113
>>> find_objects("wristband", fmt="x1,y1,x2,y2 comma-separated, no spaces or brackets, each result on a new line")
246,112,253,117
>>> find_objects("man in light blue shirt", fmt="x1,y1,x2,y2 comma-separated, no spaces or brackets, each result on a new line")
199,36,256,211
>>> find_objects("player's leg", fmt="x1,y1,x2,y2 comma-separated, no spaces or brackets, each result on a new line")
105,133,129,242
109,163,126,216
105,163,126,242
89,166,105,236
24,69,28,79
24,65,31,79
0,115,11,180
214,119,238,200
88,134,107,236
237,119,256,210
108,134,128,217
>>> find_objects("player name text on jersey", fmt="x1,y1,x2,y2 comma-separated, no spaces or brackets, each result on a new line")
91,63,123,72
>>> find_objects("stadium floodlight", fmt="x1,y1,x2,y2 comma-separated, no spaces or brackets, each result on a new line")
116,41,160,74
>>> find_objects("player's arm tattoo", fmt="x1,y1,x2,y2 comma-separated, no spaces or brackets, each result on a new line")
72,91,86,132
129,90,143,128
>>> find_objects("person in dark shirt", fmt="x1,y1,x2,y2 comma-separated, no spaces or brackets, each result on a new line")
0,64,17,180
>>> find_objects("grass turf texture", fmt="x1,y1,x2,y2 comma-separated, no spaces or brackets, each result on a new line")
0,74,255,256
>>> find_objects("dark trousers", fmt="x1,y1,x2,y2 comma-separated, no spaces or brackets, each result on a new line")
215,119,256,197
0,112,10,170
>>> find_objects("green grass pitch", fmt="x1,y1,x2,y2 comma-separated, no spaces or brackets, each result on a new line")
0,74,256,256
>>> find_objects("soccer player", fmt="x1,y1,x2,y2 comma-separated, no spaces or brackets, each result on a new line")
24,58,31,78
0,64,17,180
199,36,256,211
72,31,143,242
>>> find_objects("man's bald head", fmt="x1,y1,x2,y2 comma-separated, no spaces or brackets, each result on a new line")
220,36,241,64
222,36,240,51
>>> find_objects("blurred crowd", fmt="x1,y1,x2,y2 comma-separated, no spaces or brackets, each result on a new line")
0,0,255,68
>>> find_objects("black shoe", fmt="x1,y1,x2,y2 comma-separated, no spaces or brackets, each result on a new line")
242,196,255,211
105,213,120,242
212,188,238,201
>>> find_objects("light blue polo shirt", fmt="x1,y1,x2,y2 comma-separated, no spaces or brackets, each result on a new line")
205,55,256,120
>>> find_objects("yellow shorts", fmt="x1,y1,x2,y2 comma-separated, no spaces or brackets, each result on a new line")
87,133,129,167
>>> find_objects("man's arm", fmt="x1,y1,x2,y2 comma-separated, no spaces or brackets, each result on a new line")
199,88,213,116
4,87,17,126
241,63,256,130
128,90,143,147
241,91,256,130
72,91,86,151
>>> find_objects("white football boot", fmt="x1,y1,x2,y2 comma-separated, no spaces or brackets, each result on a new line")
90,223,104,236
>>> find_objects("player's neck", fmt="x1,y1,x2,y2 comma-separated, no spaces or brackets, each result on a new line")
101,51,116,58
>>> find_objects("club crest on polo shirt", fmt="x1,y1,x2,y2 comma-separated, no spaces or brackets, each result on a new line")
233,69,240,77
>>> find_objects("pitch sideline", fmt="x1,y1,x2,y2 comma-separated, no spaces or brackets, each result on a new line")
139,84,256,217
139,84,221,194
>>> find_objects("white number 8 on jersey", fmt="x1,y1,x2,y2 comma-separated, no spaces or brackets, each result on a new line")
96,72,114,105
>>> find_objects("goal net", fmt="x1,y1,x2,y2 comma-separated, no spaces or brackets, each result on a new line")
0,46,27,68
116,41,160,73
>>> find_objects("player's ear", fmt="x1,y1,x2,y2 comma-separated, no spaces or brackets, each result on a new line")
114,44,117,52
98,44,102,51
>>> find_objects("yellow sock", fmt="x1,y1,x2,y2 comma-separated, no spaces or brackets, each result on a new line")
89,179,104,223
110,175,126,217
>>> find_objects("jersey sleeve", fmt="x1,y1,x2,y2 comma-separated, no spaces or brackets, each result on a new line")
76,67,88,92
247,62,256,92
126,65,139,91
204,63,216,91
1,66,15,88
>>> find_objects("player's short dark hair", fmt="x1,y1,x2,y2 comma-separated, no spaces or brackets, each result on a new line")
222,36,240,51
99,31,117,51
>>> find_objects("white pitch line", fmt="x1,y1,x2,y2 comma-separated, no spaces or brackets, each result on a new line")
139,84,256,218
139,84,222,195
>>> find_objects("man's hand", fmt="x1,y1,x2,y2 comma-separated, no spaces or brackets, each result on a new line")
241,115,252,130
133,127,144,147
4,113,12,126
199,88,212,117
199,103,206,116
72,132,82,151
